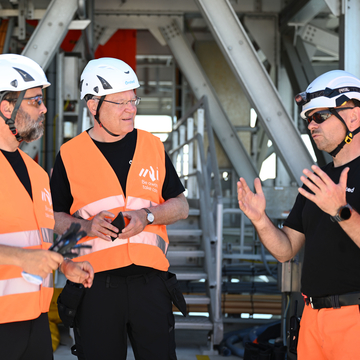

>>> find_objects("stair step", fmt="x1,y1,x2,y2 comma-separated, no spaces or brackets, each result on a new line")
167,250,205,258
189,208,200,216
170,267,208,281
174,315,213,330
184,294,210,304
167,229,203,237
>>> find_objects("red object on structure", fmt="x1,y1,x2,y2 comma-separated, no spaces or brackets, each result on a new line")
95,29,137,71
61,30,82,52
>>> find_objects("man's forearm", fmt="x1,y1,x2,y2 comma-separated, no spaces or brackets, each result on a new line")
54,212,88,236
252,215,304,263
149,193,189,226
339,209,360,248
0,245,25,266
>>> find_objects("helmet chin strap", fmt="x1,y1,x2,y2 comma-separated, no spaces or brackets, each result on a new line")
94,95,122,137
328,108,360,157
0,91,25,142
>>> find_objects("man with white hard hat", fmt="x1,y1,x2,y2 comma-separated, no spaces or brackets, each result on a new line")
51,57,189,359
238,70,360,359
0,54,94,360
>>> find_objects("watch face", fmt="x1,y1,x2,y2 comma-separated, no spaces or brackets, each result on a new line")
340,206,351,220
147,213,154,223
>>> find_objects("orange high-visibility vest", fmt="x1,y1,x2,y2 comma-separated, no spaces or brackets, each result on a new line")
0,150,54,324
60,129,169,272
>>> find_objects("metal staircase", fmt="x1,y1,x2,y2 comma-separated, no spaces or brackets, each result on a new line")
166,96,223,354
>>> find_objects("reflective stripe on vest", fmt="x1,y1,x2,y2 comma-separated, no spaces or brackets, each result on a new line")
0,150,54,323
0,228,52,247
78,231,168,256
0,275,52,296
74,195,125,220
61,129,170,272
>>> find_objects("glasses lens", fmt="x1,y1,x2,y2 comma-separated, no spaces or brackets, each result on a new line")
306,110,332,124
25,95,43,107
35,96,43,106
127,97,140,106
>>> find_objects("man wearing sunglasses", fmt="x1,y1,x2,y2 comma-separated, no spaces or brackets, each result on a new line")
238,70,360,360
0,54,94,360
50,58,189,360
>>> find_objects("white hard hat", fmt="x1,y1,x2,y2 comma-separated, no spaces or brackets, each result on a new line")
0,54,50,92
80,57,140,100
295,70,360,119
295,70,360,157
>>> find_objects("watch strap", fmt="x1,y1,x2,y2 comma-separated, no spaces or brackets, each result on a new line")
142,208,154,224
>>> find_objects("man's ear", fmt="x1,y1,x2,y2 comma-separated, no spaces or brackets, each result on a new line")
349,107,360,130
87,99,97,117
0,100,13,118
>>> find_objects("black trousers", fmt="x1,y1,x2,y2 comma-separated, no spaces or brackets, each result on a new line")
0,312,53,360
74,271,177,360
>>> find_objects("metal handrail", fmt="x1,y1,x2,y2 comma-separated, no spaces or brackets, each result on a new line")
170,95,223,343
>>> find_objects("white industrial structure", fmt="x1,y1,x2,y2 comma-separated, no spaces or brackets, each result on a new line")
0,0,357,358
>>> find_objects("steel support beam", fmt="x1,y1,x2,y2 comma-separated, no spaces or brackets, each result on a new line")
282,35,330,167
21,0,78,71
341,0,360,77
300,24,339,59
279,0,328,30
195,0,314,186
19,0,78,160
160,20,258,187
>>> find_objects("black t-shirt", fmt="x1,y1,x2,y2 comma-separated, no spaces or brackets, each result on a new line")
284,156,360,297
1,149,32,199
50,129,185,277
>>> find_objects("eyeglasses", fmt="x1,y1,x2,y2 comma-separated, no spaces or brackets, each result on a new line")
305,107,354,125
23,95,44,107
101,96,141,108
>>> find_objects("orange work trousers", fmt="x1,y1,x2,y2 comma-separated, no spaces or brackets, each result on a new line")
298,303,360,360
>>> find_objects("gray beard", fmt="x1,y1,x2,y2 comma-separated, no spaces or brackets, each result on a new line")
16,108,45,142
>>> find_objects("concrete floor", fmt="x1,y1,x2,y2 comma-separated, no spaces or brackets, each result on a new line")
53,325,244,360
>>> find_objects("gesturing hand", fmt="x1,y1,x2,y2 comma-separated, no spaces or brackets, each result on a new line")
237,177,266,222
298,165,349,216
84,210,117,241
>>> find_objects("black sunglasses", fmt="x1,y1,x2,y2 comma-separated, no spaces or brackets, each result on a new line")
305,107,354,125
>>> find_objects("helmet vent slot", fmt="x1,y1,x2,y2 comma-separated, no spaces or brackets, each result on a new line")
13,67,35,82
97,75,112,90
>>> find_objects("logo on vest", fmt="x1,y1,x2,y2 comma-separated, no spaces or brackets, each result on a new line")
42,188,54,219
42,188,52,205
139,166,159,193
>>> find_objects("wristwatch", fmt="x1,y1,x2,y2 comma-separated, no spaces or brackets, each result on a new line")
330,204,352,222
142,208,154,224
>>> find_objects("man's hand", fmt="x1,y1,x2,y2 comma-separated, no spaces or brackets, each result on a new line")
116,209,147,239
237,177,266,223
61,260,94,288
19,249,63,279
83,210,117,241
298,165,349,216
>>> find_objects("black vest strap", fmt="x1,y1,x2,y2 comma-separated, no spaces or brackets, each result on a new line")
328,108,360,157
94,95,122,137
